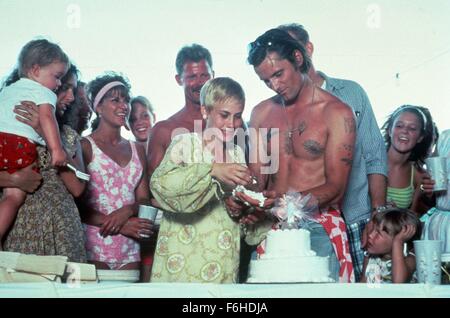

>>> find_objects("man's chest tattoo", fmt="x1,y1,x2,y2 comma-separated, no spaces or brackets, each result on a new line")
303,140,324,156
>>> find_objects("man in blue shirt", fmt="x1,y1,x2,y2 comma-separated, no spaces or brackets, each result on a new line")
278,23,388,281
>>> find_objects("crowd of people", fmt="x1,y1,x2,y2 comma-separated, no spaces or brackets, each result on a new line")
0,24,448,285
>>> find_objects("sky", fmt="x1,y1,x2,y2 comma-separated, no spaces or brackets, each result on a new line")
1,0,449,140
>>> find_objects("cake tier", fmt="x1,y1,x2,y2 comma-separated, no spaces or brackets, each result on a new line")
247,256,333,283
264,229,316,258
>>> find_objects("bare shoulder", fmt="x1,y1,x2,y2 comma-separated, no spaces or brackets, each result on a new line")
250,96,280,126
319,92,355,135
322,92,354,118
80,136,91,151
151,120,175,135
148,120,174,147
134,141,146,157
80,136,93,164
324,102,355,131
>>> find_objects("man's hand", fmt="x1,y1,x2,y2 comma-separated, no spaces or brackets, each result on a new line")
361,220,375,249
234,190,277,225
239,208,267,225
11,164,42,193
224,196,248,219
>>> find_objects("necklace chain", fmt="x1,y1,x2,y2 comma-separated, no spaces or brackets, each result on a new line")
281,78,315,154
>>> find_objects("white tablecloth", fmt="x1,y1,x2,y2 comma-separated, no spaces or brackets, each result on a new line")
1,282,449,298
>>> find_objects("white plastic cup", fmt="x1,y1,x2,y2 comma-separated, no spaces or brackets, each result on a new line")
425,157,448,192
154,210,163,226
413,240,442,284
138,205,158,222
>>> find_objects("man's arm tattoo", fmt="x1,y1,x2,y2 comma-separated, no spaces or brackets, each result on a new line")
341,157,353,166
344,117,356,134
341,143,353,166
343,144,353,152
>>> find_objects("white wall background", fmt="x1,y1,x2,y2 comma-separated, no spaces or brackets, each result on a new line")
1,0,449,139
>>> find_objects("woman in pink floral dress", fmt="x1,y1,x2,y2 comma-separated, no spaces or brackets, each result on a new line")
80,73,153,270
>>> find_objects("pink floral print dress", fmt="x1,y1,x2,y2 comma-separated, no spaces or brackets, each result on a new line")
83,136,143,269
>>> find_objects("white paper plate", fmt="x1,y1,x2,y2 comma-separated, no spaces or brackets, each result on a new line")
96,270,140,282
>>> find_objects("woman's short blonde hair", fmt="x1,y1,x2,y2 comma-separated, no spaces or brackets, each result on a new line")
200,77,245,110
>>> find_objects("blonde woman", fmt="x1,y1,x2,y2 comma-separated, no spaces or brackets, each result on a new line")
150,77,271,283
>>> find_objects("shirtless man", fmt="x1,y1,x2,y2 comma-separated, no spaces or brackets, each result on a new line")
278,23,388,281
147,44,213,179
148,44,251,202
247,28,356,282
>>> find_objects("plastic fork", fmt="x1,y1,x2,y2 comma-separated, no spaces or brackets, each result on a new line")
66,164,90,181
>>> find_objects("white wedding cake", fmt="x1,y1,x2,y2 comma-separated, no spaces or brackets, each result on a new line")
247,228,333,283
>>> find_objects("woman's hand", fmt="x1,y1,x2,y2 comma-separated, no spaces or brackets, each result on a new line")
419,174,435,197
234,190,277,210
10,164,42,193
14,101,42,135
234,190,277,225
100,204,135,237
211,163,252,187
120,217,154,240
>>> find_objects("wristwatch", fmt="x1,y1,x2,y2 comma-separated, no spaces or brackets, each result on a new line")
372,205,389,213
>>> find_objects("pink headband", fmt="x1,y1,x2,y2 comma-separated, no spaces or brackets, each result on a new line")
93,81,126,111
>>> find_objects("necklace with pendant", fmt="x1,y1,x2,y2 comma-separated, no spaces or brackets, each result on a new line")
282,81,315,155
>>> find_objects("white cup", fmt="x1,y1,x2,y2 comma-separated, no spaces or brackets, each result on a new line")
138,205,158,222
425,156,448,192
414,240,442,284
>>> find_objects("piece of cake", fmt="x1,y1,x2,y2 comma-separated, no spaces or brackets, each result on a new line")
232,185,266,207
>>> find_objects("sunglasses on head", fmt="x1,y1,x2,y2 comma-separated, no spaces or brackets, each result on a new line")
247,29,294,56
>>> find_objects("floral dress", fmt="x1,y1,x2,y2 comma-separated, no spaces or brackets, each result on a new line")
83,137,143,269
4,126,87,263
150,133,269,283
365,253,417,284
365,257,393,284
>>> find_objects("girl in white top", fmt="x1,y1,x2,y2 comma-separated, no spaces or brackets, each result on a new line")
0,39,69,248
361,208,420,283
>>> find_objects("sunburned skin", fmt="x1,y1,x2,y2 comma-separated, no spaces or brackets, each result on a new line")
303,140,324,156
